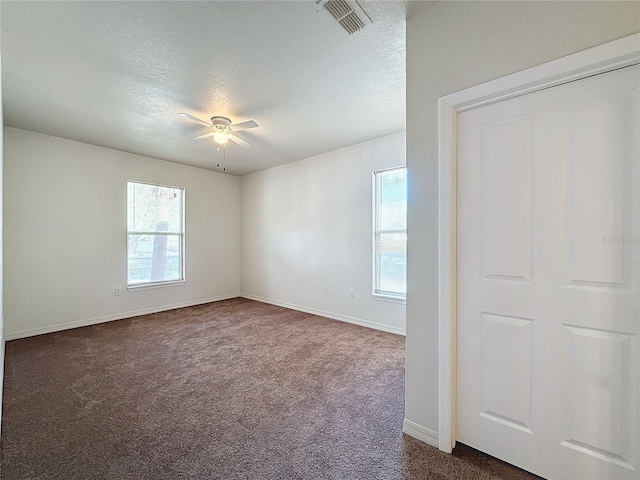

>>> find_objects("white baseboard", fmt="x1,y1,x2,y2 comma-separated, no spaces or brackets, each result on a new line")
4,293,240,341
240,293,405,336
403,418,439,448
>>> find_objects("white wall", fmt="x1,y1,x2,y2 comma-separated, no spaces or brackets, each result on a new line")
0,1,5,435
405,1,640,439
240,132,406,334
3,128,241,339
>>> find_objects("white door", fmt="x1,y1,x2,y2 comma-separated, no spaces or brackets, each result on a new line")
456,64,640,480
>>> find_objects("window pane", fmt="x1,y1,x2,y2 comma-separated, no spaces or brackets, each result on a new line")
127,181,184,288
128,234,182,284
373,166,407,297
128,182,183,233
376,232,407,294
377,168,407,231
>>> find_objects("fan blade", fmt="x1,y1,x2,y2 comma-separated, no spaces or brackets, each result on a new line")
230,120,258,131
228,134,250,148
179,113,212,127
190,131,216,141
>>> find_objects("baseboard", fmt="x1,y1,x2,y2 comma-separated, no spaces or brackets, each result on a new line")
403,418,439,448
240,293,405,336
4,293,240,341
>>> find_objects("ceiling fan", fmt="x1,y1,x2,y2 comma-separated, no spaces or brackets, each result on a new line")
178,113,258,148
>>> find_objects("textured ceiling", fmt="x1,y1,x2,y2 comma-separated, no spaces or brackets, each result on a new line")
1,1,431,176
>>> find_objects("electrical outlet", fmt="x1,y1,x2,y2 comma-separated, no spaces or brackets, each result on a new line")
348,289,354,298
115,287,122,296
322,286,328,294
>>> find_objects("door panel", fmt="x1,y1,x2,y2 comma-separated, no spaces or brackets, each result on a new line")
563,325,636,469
456,64,640,480
480,313,533,434
481,113,533,282
566,95,629,287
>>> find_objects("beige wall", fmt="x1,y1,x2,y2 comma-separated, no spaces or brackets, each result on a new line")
3,128,241,339
405,1,640,434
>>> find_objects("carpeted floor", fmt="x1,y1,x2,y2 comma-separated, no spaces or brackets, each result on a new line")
1,298,541,479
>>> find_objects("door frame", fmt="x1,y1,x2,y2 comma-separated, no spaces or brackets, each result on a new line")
437,33,640,453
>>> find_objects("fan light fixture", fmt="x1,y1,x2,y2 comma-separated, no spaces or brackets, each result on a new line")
213,128,228,145
179,113,258,149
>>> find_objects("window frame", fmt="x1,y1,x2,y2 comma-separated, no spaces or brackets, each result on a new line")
127,180,185,291
372,166,407,303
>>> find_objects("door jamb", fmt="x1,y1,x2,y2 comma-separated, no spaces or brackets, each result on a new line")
437,33,640,453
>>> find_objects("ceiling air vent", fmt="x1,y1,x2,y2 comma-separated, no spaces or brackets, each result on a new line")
316,0,372,35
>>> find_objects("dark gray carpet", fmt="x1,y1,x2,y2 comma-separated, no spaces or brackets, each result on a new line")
1,298,540,479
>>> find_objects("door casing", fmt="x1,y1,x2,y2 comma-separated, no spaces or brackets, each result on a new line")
437,32,640,454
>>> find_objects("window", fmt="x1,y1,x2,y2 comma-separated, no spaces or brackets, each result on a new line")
127,182,184,289
373,167,407,299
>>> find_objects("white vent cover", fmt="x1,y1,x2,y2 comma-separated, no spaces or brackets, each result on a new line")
316,0,372,35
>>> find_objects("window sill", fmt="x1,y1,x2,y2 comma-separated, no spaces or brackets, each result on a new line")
128,280,185,291
372,293,406,304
